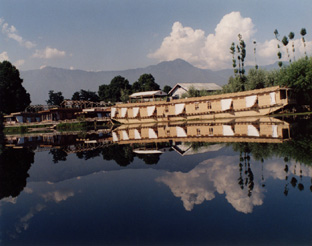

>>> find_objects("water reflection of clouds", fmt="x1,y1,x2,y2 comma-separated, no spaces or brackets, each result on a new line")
157,156,312,213
10,189,75,238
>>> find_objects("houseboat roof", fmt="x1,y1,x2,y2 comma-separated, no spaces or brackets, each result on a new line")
129,90,167,98
168,83,222,94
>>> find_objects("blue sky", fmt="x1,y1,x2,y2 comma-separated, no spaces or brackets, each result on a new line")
1,0,312,71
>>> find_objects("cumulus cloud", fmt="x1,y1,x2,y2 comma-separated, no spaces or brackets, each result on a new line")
149,11,312,70
0,18,36,49
32,46,66,59
157,156,264,213
0,51,9,61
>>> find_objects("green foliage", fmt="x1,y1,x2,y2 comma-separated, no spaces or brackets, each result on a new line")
98,76,131,103
276,57,312,105
71,89,100,102
163,85,172,94
0,61,31,114
132,74,160,92
46,90,64,106
120,88,130,103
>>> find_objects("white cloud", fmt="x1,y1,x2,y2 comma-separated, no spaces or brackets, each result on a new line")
149,12,255,70
0,51,9,61
0,19,36,49
157,156,264,213
32,46,66,59
41,190,74,203
149,11,312,70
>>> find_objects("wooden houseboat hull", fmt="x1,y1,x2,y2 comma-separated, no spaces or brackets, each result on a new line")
111,86,294,124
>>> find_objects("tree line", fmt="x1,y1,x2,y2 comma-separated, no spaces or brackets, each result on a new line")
47,73,172,106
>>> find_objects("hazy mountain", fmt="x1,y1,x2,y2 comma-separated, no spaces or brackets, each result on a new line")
20,59,280,104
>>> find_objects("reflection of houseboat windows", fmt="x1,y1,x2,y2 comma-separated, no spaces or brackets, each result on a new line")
272,125,278,138
165,106,169,113
176,126,187,137
134,129,141,139
166,129,170,136
223,125,235,136
247,125,260,137
209,127,213,136
195,102,199,110
207,101,212,109
112,132,119,142
196,128,201,136
149,128,158,138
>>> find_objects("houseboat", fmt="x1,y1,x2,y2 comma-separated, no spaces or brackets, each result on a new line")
111,86,294,124
112,117,290,145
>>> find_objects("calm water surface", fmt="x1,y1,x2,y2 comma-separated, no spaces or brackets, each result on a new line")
1,118,312,245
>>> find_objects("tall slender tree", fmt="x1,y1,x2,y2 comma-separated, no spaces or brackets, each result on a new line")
288,32,295,62
253,40,258,69
300,28,307,58
274,29,283,68
282,36,290,63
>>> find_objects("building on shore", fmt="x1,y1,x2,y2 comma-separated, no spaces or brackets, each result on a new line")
168,83,222,99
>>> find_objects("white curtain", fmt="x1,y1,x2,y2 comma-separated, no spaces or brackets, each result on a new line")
132,107,139,117
122,130,129,140
247,125,260,137
270,92,276,105
134,129,141,139
112,132,118,142
245,95,257,108
148,128,158,138
221,99,232,111
121,108,127,118
175,103,185,115
176,126,187,137
111,107,116,118
147,106,156,116
223,125,235,136
272,125,278,138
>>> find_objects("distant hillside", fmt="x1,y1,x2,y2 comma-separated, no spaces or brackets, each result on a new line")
20,59,280,104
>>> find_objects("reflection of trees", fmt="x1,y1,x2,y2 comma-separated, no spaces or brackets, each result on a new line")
236,146,254,197
49,149,68,163
101,144,134,166
136,153,161,165
0,147,35,200
76,148,102,160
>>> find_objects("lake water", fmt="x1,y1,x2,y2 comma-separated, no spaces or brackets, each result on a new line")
1,117,312,245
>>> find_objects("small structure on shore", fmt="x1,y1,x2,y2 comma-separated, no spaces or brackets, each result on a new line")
129,90,167,103
168,83,222,99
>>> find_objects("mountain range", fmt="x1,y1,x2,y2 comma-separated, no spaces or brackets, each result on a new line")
20,59,280,104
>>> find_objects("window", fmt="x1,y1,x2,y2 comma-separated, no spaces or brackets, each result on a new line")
196,128,201,136
209,127,213,136
207,101,212,109
165,106,169,113
195,102,199,110
280,90,287,99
